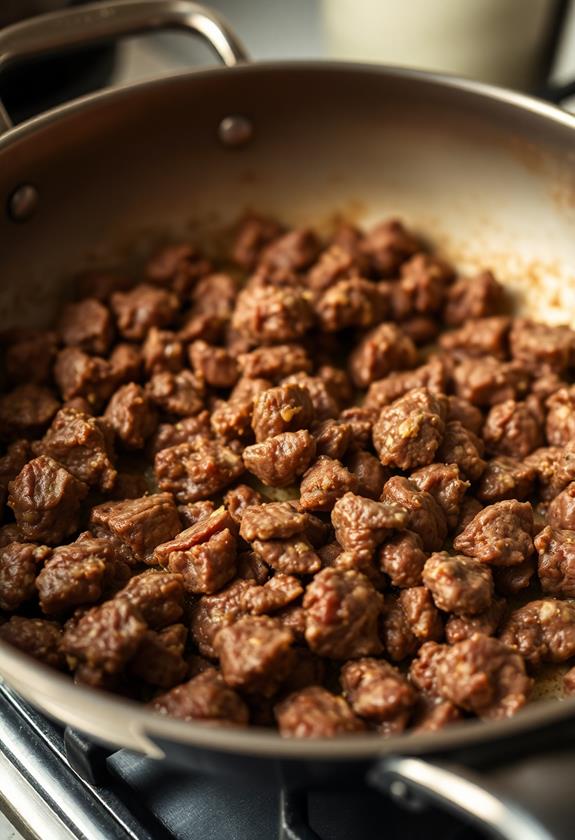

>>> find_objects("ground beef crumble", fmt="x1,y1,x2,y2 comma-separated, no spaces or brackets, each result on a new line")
3,212,574,738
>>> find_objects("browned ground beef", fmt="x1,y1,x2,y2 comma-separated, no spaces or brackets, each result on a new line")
1,213,574,737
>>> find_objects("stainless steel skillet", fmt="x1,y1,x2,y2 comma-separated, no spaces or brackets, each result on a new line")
1,2,575,837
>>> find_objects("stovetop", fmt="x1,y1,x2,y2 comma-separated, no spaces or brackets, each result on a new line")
0,682,486,840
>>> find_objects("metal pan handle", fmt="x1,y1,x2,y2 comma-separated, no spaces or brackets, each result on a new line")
0,0,249,136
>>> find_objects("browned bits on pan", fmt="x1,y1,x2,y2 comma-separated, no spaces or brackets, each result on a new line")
6,212,575,737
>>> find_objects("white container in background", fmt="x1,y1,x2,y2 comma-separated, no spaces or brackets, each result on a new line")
322,0,559,88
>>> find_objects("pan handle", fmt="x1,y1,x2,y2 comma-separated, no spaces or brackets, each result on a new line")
0,0,249,136
369,748,575,840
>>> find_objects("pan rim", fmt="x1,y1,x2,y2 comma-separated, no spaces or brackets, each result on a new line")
1,59,575,760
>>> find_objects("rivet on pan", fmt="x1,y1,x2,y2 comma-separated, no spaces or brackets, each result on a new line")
218,115,253,147
8,184,39,223
389,780,425,812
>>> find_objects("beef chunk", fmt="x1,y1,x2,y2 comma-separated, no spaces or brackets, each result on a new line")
452,356,530,406
224,484,263,524
535,526,575,598
509,319,575,374
146,242,211,293
440,316,510,359
527,444,575,503
105,383,157,449
0,541,49,610
62,599,147,675
189,341,239,389
399,587,443,642
241,573,303,615
382,476,447,552
410,463,469,529
243,430,316,487
261,228,320,272
146,370,204,417
348,323,417,388
215,615,294,696
240,502,308,541
364,358,446,412
232,285,314,345
446,396,483,435
35,407,116,491
546,386,575,446
8,456,88,544
281,373,339,421
435,634,531,719
238,344,311,382
0,384,60,439
331,492,408,561
373,388,446,471
275,686,364,737
303,568,383,658
0,440,30,512
109,342,142,384
453,500,534,566
493,559,536,596
345,449,388,500
155,439,244,502
0,616,64,669
548,482,575,530
251,383,314,442
316,277,388,332
189,579,254,658
232,213,283,270
118,570,185,628
445,598,505,644
483,399,542,458
252,536,321,576
317,365,354,407
423,552,494,615
59,298,113,355
299,456,357,512
477,457,535,503
313,420,352,461
436,420,486,481
307,244,357,293
142,328,184,375
4,329,57,385
398,253,453,314
381,594,423,662
379,530,427,588
341,658,416,726
443,270,503,326
177,499,215,528
111,283,179,340
499,598,575,666
129,624,188,688
361,219,420,276
412,698,463,732
564,666,575,695
54,348,115,407
153,509,237,594
151,668,249,724
149,411,211,455
90,493,180,562
36,537,117,615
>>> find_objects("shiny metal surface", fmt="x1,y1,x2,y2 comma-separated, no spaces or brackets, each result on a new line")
0,0,249,134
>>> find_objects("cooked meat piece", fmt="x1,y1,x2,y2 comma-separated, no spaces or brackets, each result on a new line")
0,541,49,611
477,456,535,503
232,285,314,345
345,449,388,500
331,492,408,561
105,383,158,449
509,319,575,374
8,456,88,545
4,329,57,385
443,270,504,326
0,383,60,439
525,444,575,502
252,536,321,576
453,500,534,567
111,283,179,340
189,340,239,389
299,456,357,512
399,253,453,315
535,526,575,598
313,420,353,460
303,568,383,659
0,616,64,669
452,356,530,407
423,552,494,616
499,598,575,666
243,430,316,487
54,347,115,407
251,383,314,442
348,323,417,388
483,399,542,458
155,438,244,502
154,517,237,594
36,537,117,615
341,658,416,726
410,463,469,529
275,686,365,738
439,316,510,359
117,570,185,628
436,421,486,481
90,493,180,563
364,358,446,412
150,668,249,724
316,277,388,333
146,370,204,417
382,476,447,552
379,530,427,588
548,482,575,530
373,388,446,471
361,218,420,277
59,298,114,355
215,615,295,696
435,634,531,719
445,598,505,644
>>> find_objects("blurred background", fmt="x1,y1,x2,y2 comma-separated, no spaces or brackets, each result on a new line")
2,0,575,119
